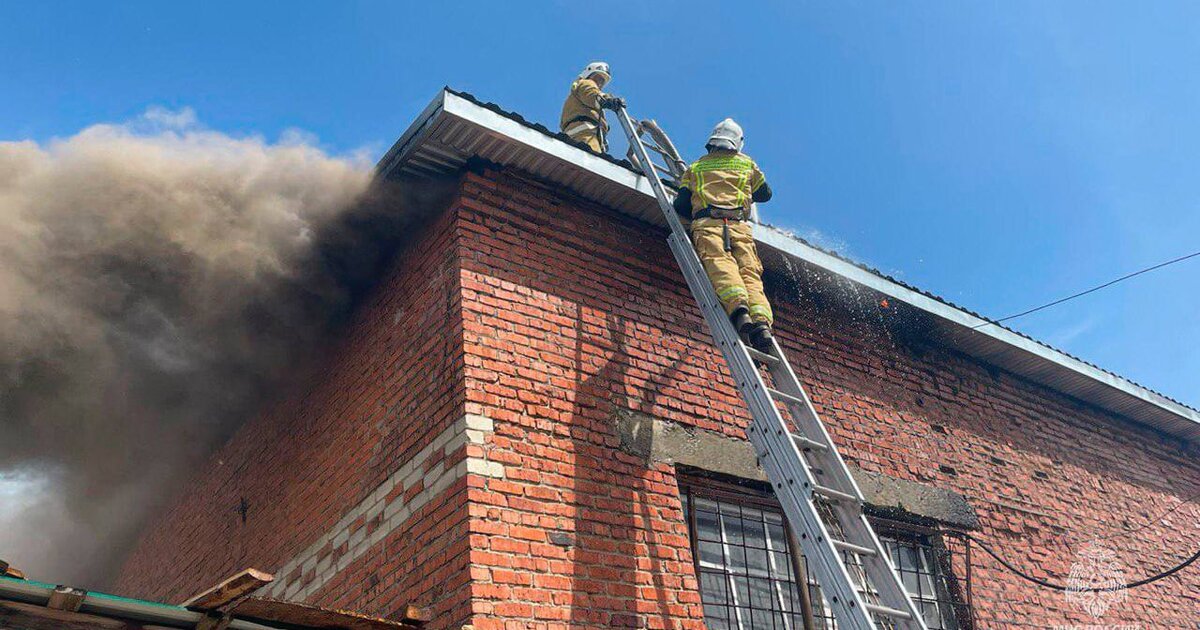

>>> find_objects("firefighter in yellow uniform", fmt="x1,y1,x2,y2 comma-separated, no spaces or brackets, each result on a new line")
560,61,623,153
673,119,776,352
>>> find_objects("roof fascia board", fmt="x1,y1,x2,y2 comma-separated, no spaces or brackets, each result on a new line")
439,90,658,200
376,91,448,178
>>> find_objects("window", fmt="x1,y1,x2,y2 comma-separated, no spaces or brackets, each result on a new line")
881,531,963,629
681,479,971,630
684,487,811,629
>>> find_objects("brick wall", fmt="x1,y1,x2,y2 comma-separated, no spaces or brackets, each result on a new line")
452,166,1199,629
115,164,1199,629
113,197,474,625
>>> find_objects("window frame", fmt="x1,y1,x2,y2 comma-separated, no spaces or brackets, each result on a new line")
682,478,815,629
679,474,974,630
868,516,975,629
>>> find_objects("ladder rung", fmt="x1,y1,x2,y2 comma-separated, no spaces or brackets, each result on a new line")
617,108,921,630
744,346,779,364
831,539,878,557
790,433,828,452
864,602,913,620
813,485,859,503
644,142,673,157
767,388,804,406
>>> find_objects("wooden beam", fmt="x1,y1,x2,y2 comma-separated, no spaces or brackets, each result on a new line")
181,568,273,610
233,597,424,629
0,559,25,580
46,586,86,612
398,604,432,625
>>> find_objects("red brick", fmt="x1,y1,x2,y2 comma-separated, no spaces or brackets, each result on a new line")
112,166,1200,630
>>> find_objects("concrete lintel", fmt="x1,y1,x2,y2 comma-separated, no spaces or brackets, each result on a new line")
615,409,979,530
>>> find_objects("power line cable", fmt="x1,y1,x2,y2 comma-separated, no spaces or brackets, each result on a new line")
961,533,1200,592
961,253,1200,587
946,491,1200,592
972,249,1200,330
1090,488,1200,542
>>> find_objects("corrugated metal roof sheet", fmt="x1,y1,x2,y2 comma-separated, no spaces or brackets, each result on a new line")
375,88,1200,444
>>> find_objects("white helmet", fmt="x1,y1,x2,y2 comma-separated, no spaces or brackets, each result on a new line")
577,61,611,88
706,118,744,152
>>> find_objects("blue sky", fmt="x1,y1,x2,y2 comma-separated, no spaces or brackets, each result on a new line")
4,1,1197,407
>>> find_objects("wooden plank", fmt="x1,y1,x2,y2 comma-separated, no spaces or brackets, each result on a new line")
181,568,273,609
0,600,131,630
0,559,25,579
398,603,432,624
233,597,423,629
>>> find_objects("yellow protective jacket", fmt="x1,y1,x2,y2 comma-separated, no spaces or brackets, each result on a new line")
677,150,769,219
560,78,610,134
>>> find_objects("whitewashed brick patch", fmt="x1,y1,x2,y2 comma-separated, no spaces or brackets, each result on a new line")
263,414,499,601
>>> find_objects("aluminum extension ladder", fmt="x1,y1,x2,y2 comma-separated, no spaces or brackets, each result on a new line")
612,104,929,630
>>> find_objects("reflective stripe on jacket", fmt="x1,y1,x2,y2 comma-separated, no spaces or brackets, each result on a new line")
678,150,767,217
560,78,609,134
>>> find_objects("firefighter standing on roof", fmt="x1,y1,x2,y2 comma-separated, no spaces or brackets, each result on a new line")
560,62,623,153
673,119,776,352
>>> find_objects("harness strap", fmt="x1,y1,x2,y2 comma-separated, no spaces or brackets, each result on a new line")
565,114,602,127
694,205,747,221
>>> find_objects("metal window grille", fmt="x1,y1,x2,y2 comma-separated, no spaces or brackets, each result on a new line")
684,491,810,629
682,481,972,630
804,525,968,630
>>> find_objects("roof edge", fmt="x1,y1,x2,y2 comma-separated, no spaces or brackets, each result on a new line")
0,576,277,630
755,226,1200,435
377,87,1200,443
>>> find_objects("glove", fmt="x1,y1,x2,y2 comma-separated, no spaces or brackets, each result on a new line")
598,94,626,110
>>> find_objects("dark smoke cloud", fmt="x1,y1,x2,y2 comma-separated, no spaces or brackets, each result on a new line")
0,108,434,588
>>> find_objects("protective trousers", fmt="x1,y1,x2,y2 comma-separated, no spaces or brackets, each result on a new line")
564,121,605,152
690,217,773,326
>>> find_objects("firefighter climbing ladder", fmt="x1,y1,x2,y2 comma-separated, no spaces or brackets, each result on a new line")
612,105,930,630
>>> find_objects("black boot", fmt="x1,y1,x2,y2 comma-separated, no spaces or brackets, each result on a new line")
729,305,753,334
748,323,774,353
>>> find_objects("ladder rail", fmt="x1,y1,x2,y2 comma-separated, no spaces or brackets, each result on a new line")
612,105,929,630
764,344,925,620
661,228,888,628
